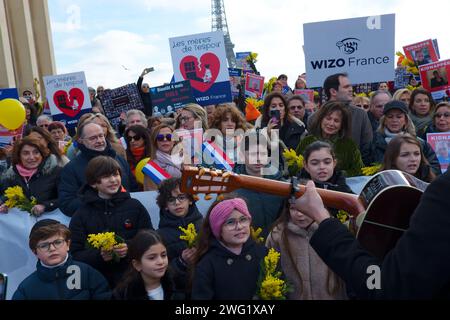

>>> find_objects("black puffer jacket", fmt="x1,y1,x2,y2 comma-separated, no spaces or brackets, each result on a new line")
69,185,153,288
157,204,203,296
113,273,176,300
0,155,62,212
191,238,268,300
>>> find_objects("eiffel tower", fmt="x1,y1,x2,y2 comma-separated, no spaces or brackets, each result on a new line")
211,0,237,68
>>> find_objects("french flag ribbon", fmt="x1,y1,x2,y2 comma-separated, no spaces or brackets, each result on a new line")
142,160,171,185
202,140,235,171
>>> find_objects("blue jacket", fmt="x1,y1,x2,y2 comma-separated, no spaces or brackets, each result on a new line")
58,142,138,217
191,238,268,300
12,255,111,300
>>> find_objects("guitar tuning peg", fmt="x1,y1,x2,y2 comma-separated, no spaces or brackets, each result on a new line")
193,194,200,201
222,171,231,179
210,170,219,177
204,194,213,201
198,168,206,177
217,194,225,201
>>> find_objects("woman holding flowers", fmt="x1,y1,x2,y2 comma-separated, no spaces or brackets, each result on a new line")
191,195,268,300
156,177,202,298
0,137,61,215
69,156,153,288
266,197,348,300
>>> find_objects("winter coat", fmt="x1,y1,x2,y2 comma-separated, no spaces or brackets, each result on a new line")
266,222,347,300
232,165,286,238
296,135,364,177
137,76,153,117
112,273,176,300
367,111,380,137
191,238,268,300
12,255,111,300
69,185,153,288
157,205,203,295
0,155,62,212
372,131,441,176
58,142,138,217
308,104,373,165
310,170,450,299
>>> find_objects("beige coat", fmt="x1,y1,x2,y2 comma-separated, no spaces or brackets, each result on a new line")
266,222,348,300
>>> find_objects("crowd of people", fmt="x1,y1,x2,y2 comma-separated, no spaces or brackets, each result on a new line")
1,67,449,300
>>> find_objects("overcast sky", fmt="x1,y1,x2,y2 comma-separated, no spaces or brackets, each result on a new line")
48,0,449,89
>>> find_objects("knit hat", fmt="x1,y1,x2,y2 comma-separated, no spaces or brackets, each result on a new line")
245,101,261,122
383,100,408,115
29,219,60,239
209,198,252,239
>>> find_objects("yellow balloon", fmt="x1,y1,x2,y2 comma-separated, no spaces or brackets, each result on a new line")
135,157,150,185
0,99,26,130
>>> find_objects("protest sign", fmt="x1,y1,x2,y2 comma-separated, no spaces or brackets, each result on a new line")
0,88,23,147
229,68,243,98
169,31,232,106
245,73,264,98
304,14,395,87
427,132,450,173
100,84,145,128
150,80,195,116
43,71,92,129
294,89,314,103
235,52,253,74
403,39,439,66
419,59,450,100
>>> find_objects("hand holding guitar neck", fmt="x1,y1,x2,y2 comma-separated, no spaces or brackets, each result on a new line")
294,180,331,224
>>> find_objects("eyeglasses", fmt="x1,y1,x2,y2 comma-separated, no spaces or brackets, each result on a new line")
289,105,304,111
356,104,369,110
36,238,66,252
38,124,49,128
127,135,142,142
84,133,105,142
223,216,251,230
179,116,194,123
167,194,189,205
435,112,450,118
156,134,172,141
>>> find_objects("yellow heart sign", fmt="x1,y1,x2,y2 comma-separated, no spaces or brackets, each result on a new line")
0,98,26,130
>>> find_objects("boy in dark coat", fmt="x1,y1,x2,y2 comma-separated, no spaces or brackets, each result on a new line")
69,156,153,288
13,219,111,300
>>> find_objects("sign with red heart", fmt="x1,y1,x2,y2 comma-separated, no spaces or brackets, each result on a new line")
170,31,232,106
52,88,84,117
43,71,92,129
179,53,220,92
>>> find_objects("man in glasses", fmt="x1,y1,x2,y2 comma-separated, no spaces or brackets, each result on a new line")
137,67,155,117
58,122,138,217
368,90,392,136
36,115,53,131
12,219,111,300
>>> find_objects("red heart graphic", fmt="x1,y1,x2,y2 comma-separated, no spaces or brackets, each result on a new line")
179,53,220,92
53,88,84,117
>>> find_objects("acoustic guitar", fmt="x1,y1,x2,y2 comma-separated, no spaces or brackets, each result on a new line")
180,166,429,260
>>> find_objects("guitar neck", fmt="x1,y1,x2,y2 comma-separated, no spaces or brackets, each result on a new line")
235,174,365,216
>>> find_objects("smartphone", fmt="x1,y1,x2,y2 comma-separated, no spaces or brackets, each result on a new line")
0,273,7,300
270,109,281,124
146,67,155,73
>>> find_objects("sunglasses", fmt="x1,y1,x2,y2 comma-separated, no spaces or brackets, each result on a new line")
435,112,450,118
156,134,172,141
289,105,304,110
127,135,142,142
356,104,370,110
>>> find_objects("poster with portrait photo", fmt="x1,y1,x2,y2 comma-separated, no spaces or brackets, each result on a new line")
403,39,439,66
427,132,450,173
245,73,264,98
228,68,243,99
419,59,450,100
294,89,314,103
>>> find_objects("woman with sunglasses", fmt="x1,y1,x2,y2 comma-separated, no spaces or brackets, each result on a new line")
144,124,182,191
124,125,152,182
420,102,450,140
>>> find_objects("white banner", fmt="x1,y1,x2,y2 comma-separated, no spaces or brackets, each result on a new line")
304,14,395,87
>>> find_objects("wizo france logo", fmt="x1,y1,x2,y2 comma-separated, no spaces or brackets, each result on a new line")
336,38,361,54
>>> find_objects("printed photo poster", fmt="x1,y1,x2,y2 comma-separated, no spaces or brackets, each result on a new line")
403,39,439,66
427,132,450,173
294,89,314,103
149,80,196,116
419,59,450,100
245,73,264,98
100,84,145,128
43,71,92,129
169,31,232,107
235,52,253,74
228,68,243,98
0,88,23,147
303,14,395,87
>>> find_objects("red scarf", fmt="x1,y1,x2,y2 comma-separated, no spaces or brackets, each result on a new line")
129,146,146,173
